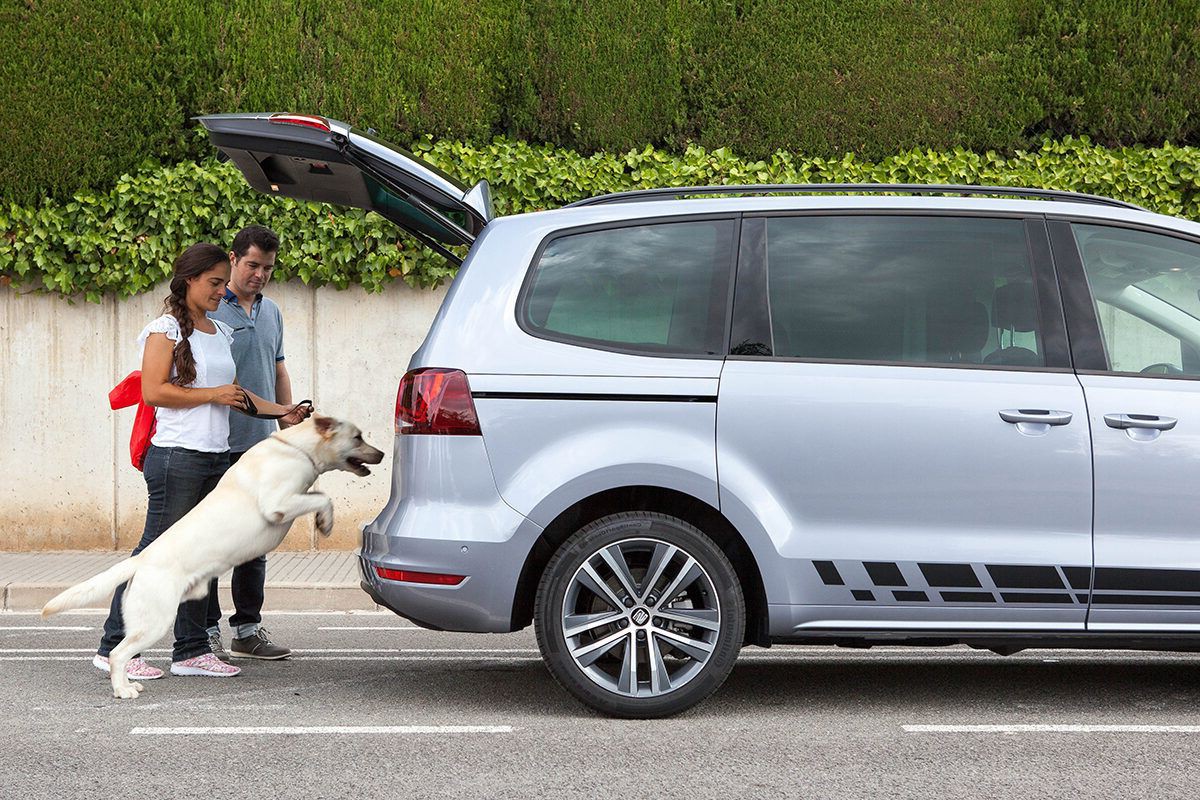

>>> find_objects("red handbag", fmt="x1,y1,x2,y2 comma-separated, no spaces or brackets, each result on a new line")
109,371,156,471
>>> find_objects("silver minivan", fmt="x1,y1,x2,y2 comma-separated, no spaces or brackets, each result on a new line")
204,113,1200,717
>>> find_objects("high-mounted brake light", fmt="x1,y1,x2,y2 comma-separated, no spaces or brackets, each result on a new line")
395,368,482,436
376,566,466,586
268,113,331,133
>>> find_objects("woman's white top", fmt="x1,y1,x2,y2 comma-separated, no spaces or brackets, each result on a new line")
138,314,236,453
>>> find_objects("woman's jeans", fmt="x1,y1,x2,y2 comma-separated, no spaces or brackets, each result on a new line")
97,445,230,662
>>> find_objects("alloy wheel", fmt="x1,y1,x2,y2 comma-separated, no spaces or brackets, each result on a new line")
559,537,722,698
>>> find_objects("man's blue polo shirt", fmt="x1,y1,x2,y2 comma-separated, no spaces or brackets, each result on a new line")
209,287,286,453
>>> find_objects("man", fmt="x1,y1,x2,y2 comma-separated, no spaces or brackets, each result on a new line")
206,225,294,660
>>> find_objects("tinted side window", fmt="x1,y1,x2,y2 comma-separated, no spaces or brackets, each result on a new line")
764,216,1044,367
523,219,735,355
1073,224,1200,376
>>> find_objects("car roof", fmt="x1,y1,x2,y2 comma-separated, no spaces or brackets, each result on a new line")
495,193,1200,240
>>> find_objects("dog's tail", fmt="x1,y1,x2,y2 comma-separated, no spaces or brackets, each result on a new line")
41,557,139,617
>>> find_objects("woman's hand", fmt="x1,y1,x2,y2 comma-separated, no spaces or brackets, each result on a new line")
208,384,248,410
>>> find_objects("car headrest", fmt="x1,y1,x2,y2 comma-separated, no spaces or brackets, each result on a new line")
983,345,1042,367
927,299,989,361
993,282,1037,332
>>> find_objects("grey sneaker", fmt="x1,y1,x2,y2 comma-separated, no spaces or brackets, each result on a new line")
230,627,291,660
208,631,227,659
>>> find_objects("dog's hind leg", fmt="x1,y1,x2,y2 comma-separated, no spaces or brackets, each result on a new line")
108,575,178,700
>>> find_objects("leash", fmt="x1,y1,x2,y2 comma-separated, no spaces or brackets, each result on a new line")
237,391,313,421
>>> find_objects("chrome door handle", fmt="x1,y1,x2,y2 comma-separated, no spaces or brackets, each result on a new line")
999,409,1073,426
1104,414,1177,431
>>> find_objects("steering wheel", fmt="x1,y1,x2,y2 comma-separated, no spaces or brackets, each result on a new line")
1140,362,1185,375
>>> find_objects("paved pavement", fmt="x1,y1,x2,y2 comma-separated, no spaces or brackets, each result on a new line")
0,551,371,611
5,612,1200,798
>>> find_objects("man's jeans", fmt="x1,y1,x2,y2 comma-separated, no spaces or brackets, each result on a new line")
206,450,265,639
98,445,230,662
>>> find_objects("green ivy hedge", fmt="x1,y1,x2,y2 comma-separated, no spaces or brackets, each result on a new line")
8,0,1200,203
5,136,1200,302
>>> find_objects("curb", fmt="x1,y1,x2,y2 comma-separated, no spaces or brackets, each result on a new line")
2,582,378,613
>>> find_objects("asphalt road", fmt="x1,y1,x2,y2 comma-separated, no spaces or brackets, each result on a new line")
4,611,1200,798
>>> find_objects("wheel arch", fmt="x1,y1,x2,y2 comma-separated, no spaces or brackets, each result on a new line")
510,485,770,646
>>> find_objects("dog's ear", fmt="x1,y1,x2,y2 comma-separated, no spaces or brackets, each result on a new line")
313,415,337,437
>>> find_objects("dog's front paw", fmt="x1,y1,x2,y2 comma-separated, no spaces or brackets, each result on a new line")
315,505,334,537
113,685,141,700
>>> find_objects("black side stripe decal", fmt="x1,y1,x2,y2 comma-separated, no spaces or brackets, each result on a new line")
821,561,1200,606
941,591,995,603
472,392,717,403
919,563,981,588
1000,592,1073,604
865,562,906,587
1095,568,1200,593
813,561,844,586
987,565,1065,590
1093,594,1200,606
1063,567,1092,591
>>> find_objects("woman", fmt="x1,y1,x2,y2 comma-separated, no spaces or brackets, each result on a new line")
94,243,310,680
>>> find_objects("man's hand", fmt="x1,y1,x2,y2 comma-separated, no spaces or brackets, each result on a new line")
280,402,313,426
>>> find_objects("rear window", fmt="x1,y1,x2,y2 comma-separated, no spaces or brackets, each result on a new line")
522,219,736,355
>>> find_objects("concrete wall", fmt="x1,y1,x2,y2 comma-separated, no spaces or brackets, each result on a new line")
0,281,446,551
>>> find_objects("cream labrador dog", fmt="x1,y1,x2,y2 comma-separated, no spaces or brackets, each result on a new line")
43,415,384,699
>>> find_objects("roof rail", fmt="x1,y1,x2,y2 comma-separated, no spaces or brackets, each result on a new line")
567,183,1147,211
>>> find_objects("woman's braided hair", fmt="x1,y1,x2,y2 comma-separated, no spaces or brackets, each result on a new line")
163,243,229,387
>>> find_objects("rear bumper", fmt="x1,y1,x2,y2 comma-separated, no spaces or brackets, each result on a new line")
360,434,545,632
358,505,544,633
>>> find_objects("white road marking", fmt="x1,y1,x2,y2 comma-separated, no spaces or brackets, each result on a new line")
317,626,420,631
4,646,1195,666
0,611,111,616
34,703,291,712
0,655,544,662
904,725,1200,733
288,656,546,662
0,647,540,652
0,646,1191,660
129,704,292,711
0,626,92,631
295,648,538,653
1,649,104,653
2,610,394,617
130,725,515,736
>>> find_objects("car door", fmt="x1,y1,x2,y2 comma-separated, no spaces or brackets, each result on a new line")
1049,219,1200,631
717,212,1094,635
198,113,492,263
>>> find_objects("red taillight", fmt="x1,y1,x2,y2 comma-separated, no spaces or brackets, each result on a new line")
376,566,466,586
395,368,482,436
268,113,331,133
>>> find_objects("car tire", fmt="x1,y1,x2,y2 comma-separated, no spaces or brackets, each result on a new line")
534,512,745,718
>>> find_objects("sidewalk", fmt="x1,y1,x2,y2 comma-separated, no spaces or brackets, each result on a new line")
0,551,376,612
